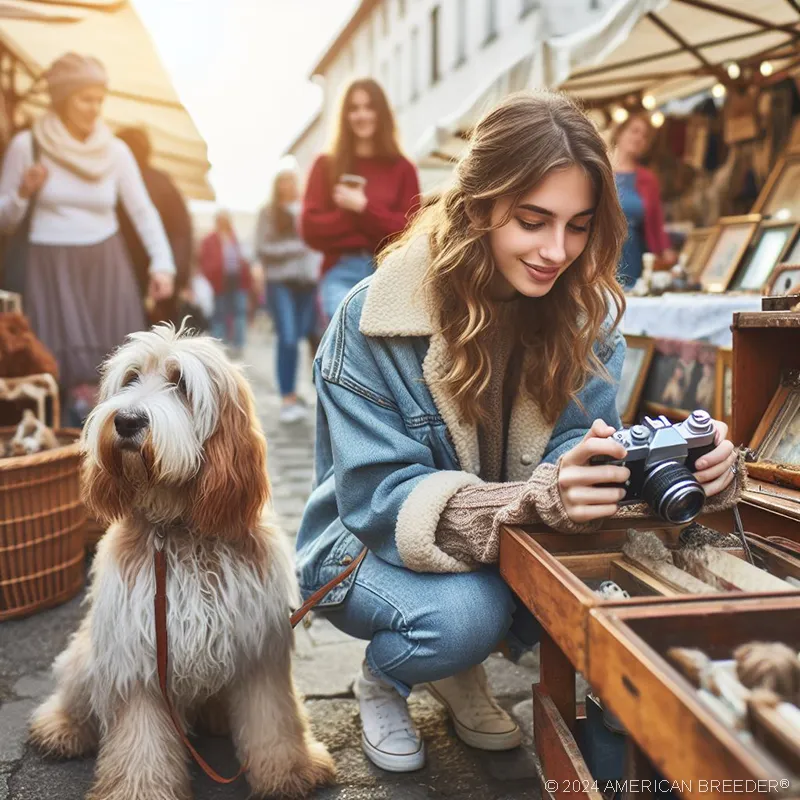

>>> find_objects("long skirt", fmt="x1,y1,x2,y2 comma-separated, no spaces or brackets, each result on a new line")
24,233,147,391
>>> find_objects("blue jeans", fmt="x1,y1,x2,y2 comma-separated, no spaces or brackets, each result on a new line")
321,551,541,697
212,282,248,349
319,252,374,322
268,281,317,397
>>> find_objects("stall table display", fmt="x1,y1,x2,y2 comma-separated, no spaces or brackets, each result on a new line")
622,294,762,349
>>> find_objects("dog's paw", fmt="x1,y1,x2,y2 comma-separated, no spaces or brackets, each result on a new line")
248,739,336,798
28,696,97,758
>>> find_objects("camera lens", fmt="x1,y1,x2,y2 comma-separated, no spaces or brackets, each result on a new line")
641,460,706,524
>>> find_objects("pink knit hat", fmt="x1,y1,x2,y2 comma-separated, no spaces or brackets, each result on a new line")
45,52,108,107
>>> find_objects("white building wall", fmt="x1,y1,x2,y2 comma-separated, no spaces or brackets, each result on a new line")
288,0,614,183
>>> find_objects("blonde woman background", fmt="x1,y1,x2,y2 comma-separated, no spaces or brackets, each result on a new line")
296,92,741,773
0,53,175,423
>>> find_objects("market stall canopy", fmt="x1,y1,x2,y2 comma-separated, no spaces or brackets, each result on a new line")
0,0,213,200
556,0,800,108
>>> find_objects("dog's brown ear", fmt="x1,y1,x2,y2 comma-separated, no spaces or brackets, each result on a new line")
81,421,132,524
189,372,269,541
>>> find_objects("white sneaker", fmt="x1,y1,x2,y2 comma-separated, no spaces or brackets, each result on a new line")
278,403,307,424
425,664,521,751
354,663,425,772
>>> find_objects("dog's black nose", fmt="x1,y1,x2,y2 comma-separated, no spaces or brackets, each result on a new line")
114,411,148,439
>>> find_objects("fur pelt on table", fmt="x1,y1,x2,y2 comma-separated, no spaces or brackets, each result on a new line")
0,312,58,379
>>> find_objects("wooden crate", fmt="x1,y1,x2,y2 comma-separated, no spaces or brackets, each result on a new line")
588,598,800,799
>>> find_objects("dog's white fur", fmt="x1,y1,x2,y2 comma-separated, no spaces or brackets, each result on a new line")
28,324,335,800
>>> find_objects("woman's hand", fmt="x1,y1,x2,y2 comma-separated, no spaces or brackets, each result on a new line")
559,419,630,524
692,419,736,498
333,183,367,213
148,272,175,302
19,164,48,199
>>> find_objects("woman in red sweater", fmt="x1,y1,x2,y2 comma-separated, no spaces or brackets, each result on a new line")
611,114,676,288
301,78,420,321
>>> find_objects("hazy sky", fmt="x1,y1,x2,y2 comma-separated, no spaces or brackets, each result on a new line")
132,0,359,211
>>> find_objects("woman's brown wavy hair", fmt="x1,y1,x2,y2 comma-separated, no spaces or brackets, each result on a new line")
383,91,627,426
327,78,402,187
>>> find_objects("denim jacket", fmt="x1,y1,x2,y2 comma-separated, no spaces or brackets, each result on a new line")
295,236,625,607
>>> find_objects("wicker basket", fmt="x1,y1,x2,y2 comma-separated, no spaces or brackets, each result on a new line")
0,427,86,620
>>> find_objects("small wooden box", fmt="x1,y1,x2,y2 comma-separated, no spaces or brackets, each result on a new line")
588,598,800,799
500,523,798,675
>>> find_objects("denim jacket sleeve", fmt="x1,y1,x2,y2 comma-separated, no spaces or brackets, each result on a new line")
542,328,625,465
315,289,481,574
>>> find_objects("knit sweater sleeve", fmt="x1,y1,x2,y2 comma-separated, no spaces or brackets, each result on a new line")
300,155,361,251
115,141,175,275
358,158,421,243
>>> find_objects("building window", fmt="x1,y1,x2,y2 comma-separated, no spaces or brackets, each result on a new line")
485,0,498,44
410,26,420,100
430,5,441,85
455,0,468,66
398,0,406,18
381,60,390,100
520,0,538,17
380,1,389,37
394,43,403,108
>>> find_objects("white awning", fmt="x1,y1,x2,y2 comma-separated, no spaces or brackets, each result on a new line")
0,0,213,200
557,0,800,108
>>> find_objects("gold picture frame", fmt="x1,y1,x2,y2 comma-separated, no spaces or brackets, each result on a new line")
765,262,800,296
748,370,800,490
752,153,800,218
681,227,716,279
729,221,799,293
699,215,761,293
714,347,733,431
616,334,655,425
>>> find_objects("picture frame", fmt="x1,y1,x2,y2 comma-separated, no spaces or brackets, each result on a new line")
714,347,733,431
681,227,716,279
616,334,655,425
729,221,799,293
752,154,800,218
765,263,800,296
640,338,718,422
748,370,800,489
699,215,761,293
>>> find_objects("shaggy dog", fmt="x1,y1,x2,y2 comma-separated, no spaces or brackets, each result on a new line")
28,325,335,800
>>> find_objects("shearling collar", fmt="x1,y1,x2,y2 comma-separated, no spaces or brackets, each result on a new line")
359,235,436,337
357,234,554,481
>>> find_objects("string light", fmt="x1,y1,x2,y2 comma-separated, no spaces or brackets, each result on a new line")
760,61,774,77
727,62,741,80
611,106,629,124
651,111,665,128
642,94,657,110
712,83,726,98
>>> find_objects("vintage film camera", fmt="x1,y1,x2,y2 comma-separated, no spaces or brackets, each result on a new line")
591,410,717,524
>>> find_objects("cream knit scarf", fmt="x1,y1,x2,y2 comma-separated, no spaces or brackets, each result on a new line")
32,112,114,182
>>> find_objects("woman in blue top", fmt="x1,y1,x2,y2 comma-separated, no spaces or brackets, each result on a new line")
296,92,741,773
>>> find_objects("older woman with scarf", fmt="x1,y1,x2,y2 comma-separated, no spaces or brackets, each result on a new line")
0,53,175,423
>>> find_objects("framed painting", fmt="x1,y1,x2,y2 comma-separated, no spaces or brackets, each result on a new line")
616,335,655,425
640,338,718,422
699,215,761,293
752,154,800,218
681,227,716,280
714,347,733,431
729,221,799,293
748,371,800,489
765,263,800,296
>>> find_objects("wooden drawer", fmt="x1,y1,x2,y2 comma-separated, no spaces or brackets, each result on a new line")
587,598,800,799
499,524,799,674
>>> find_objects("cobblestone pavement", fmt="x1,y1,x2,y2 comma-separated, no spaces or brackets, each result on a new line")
0,324,543,800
